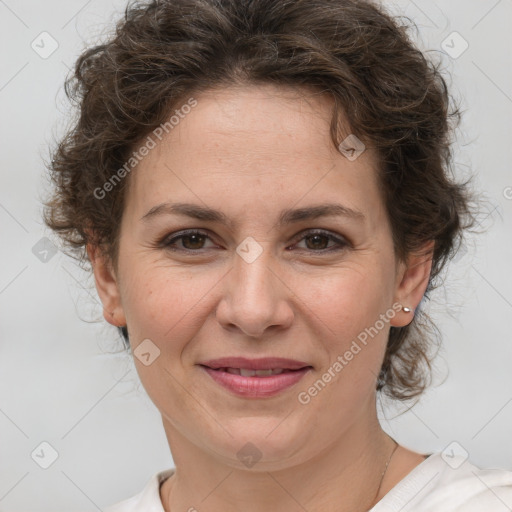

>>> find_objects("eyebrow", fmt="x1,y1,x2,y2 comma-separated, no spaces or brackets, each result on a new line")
141,202,365,227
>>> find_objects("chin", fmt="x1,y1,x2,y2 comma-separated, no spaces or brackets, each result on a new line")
204,418,312,469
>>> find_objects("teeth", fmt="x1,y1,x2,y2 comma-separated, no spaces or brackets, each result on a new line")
224,368,286,376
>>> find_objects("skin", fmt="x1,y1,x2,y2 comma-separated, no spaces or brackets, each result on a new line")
89,84,433,512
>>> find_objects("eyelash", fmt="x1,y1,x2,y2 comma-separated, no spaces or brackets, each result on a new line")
160,229,349,254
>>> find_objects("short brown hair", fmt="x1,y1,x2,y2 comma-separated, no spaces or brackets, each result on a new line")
44,0,475,401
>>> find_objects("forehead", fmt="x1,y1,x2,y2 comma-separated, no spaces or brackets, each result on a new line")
124,84,383,227
165,84,347,164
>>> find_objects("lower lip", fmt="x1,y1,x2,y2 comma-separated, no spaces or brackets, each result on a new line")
200,366,311,398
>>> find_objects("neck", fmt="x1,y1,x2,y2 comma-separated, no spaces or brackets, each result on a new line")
159,396,397,512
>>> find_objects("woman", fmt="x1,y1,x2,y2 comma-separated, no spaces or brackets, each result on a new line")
44,0,512,510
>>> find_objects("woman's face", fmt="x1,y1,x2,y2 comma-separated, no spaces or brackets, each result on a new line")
92,84,429,469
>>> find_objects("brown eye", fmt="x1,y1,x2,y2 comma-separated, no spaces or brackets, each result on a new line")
304,234,330,250
292,230,348,252
180,233,207,250
162,230,216,251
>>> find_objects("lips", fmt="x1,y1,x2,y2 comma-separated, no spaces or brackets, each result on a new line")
198,357,313,398
222,368,289,376
199,356,311,371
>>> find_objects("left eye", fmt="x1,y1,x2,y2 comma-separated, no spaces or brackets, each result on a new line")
292,231,346,251
161,229,347,252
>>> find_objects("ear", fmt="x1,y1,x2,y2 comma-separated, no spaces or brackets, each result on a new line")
87,244,126,327
390,241,434,327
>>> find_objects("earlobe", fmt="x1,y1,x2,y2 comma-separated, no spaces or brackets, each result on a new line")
390,241,434,327
87,244,126,327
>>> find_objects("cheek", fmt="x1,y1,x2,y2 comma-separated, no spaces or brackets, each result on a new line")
300,263,393,340
119,263,219,346
293,264,393,394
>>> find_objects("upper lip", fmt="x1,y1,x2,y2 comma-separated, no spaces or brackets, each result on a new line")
199,357,312,371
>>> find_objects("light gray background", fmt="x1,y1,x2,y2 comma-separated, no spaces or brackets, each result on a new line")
1,0,511,510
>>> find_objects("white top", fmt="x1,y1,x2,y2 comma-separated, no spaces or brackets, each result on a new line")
105,452,512,511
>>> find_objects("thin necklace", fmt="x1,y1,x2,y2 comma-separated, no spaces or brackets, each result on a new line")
163,440,400,512
366,438,399,511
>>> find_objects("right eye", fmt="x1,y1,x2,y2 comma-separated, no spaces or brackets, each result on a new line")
162,230,218,252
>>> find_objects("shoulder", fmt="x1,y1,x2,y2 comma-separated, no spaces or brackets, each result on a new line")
104,469,175,512
372,452,512,512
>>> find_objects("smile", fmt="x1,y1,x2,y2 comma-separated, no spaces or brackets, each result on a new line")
200,365,312,398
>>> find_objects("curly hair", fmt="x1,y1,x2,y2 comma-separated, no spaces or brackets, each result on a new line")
44,0,475,401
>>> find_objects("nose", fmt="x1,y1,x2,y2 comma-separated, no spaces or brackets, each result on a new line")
215,247,294,338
